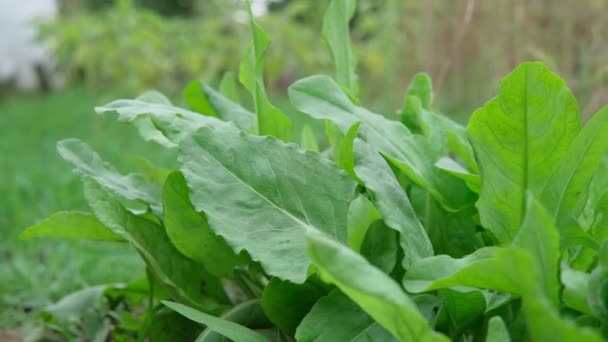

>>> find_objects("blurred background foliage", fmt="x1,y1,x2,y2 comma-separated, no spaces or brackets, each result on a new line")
36,0,608,116
1,0,608,338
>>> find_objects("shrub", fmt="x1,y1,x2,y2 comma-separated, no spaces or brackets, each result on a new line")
24,0,608,340
38,0,244,95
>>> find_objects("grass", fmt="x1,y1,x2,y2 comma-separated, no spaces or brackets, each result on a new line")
0,88,174,328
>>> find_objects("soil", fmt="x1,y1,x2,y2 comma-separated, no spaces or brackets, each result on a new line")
0,329,21,342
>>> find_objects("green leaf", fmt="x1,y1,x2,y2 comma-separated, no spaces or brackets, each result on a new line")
486,316,510,342
289,75,475,211
574,161,608,269
404,72,433,110
588,242,608,318
401,95,424,134
434,157,480,193
561,264,592,314
347,194,381,252
95,94,230,148
542,106,608,243
219,71,239,102
323,0,358,98
128,155,171,184
402,247,517,294
44,285,107,323
405,248,603,340
511,192,560,307
57,138,161,215
400,73,477,172
361,221,397,273
84,179,227,312
431,113,479,172
441,289,486,334
149,310,202,342
334,121,361,179
261,278,324,335
183,80,255,130
179,125,356,283
132,115,175,147
196,300,273,342
404,193,559,299
162,171,245,277
410,189,482,258
467,62,581,243
239,1,292,141
295,290,396,342
405,193,602,340
522,268,603,342
163,301,270,342
353,138,433,267
300,125,319,152
306,229,448,341
20,211,123,241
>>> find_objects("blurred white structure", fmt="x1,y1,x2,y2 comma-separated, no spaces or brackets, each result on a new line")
0,0,58,90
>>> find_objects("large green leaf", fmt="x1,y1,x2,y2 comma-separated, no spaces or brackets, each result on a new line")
323,0,358,98
295,290,396,342
179,125,356,283
306,229,448,341
163,301,269,342
541,106,608,239
183,80,255,130
239,1,292,141
20,211,123,241
83,179,227,313
289,75,474,211
260,278,324,335
162,171,245,277
353,138,433,267
467,62,581,243
57,138,161,215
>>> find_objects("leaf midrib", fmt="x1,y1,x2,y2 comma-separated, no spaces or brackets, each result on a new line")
192,136,320,238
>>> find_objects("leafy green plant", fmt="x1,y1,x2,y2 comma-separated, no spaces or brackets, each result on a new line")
24,0,608,340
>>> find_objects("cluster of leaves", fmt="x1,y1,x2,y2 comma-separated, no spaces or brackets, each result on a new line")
24,0,608,340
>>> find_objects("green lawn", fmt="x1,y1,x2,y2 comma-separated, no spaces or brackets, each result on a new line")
0,88,173,328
